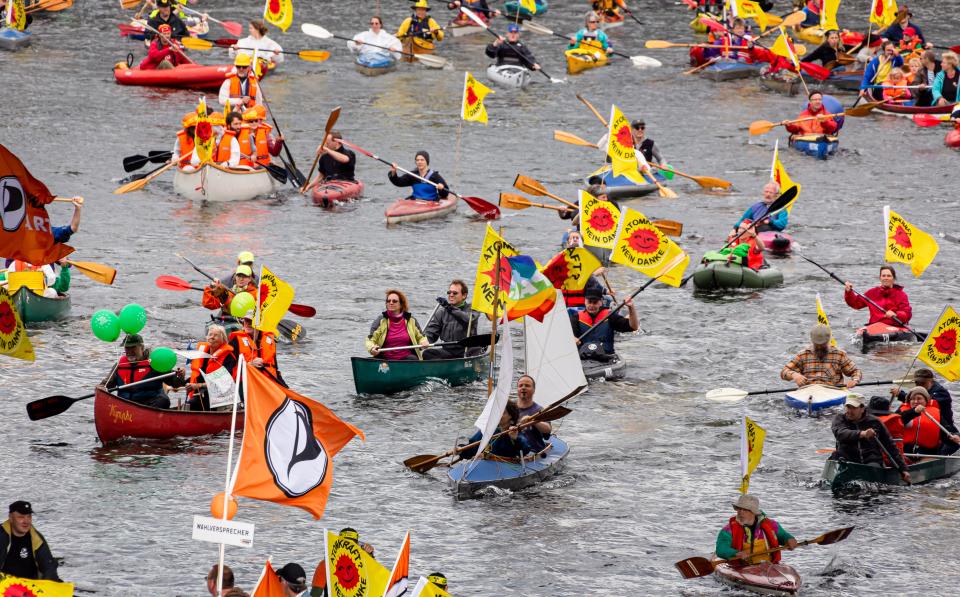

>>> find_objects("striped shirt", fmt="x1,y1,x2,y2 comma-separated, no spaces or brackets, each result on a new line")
780,347,862,387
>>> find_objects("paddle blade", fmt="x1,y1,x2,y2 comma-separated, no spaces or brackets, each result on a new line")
460,195,500,220
499,192,532,210
26,395,77,421
300,23,334,39
748,120,777,136
799,61,831,81
705,388,749,402
699,17,726,33
122,154,149,173
538,405,572,422
459,7,488,28
768,186,798,213
459,333,493,348
415,54,448,69
513,174,548,196
553,130,599,148
180,37,214,50
691,175,732,189
631,56,663,68
298,50,331,62
912,113,947,127
148,150,172,163
844,101,881,117
781,11,806,28
287,303,316,318
404,454,444,474
277,318,306,343
674,556,715,580
652,219,683,237
155,275,194,291
644,40,677,49
521,21,552,35
66,261,116,285
657,184,679,199
220,21,244,37
816,526,856,546
113,177,150,195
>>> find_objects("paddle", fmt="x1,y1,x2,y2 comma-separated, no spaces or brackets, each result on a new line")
933,44,960,53
513,174,578,209
459,7,564,83
844,101,883,117
25,0,71,13
685,56,719,75
113,153,188,194
300,106,341,193
300,23,448,69
378,333,494,353
256,81,307,188
619,4,644,25
913,113,952,127
240,156,287,184
645,40,752,49
123,150,173,172
340,139,500,219
26,373,179,421
180,6,243,37
675,527,855,580
499,193,684,237
520,20,653,66
553,129,600,149
65,260,117,285
749,113,843,136
650,162,731,190
179,37,332,62
156,274,316,318
704,380,901,402
797,254,926,341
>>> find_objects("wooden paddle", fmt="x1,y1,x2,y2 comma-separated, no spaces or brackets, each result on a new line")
179,37,331,62
645,40,752,49
156,274,317,318
675,527,855,580
300,23,448,68
378,333,494,353
685,56,719,74
649,162,731,190
65,260,117,285
26,373,179,421
256,81,307,188
340,139,500,219
499,193,684,237
459,7,564,83
180,6,243,37
553,129,600,149
704,380,899,402
749,112,846,136
844,101,883,117
521,20,654,67
300,107,341,193
25,0,71,13
513,175,578,209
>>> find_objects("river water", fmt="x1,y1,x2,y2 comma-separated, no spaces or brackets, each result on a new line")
2,1,960,595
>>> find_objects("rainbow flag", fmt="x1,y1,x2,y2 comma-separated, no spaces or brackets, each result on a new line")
505,255,556,321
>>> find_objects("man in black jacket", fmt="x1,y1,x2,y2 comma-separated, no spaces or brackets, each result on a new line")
484,23,540,71
145,0,189,41
0,501,60,581
831,393,910,483
423,280,480,360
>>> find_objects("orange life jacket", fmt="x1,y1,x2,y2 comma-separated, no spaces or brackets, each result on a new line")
226,74,259,107
228,330,278,377
901,403,942,450
237,128,254,168
8,261,39,273
216,130,236,164
188,341,236,396
252,123,272,165
176,130,195,163
877,413,905,462
728,516,782,564
116,356,152,385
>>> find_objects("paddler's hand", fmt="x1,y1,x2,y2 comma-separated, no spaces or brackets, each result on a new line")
624,297,634,310
786,538,798,550
569,37,577,45
845,379,858,389
390,163,398,175
859,428,877,439
71,196,84,207
241,95,251,105
914,404,926,414
250,357,264,368
185,382,202,393
884,309,897,319
733,550,752,560
900,470,911,483
791,372,808,387
844,281,854,292
370,346,380,356
494,36,504,46
507,426,519,440
533,63,541,71
419,338,430,347
174,367,185,381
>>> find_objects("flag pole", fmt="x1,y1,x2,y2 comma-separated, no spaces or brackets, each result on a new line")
216,357,245,595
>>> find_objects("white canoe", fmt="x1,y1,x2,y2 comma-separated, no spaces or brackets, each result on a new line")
784,384,848,413
486,64,532,89
173,163,278,202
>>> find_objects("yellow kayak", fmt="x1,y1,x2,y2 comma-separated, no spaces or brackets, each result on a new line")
565,47,608,75
401,37,436,62
795,26,825,45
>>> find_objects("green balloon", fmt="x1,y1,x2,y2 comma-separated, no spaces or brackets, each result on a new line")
230,292,256,319
91,310,121,342
119,303,147,335
150,347,177,373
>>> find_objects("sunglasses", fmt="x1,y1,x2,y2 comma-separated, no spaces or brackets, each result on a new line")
447,290,460,295
386,299,400,304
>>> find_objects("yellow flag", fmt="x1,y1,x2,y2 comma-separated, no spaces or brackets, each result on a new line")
870,0,898,28
770,141,801,214
883,206,938,277
471,225,518,316
815,293,838,348
410,576,453,597
6,0,26,31
461,72,494,124
256,265,294,335
610,207,689,287
579,190,621,249
0,288,35,361
918,306,960,382
770,28,799,69
324,529,391,597
0,574,73,596
606,105,636,177
739,416,766,493
820,0,840,30
194,97,215,163
732,0,773,31
263,0,294,32
520,0,538,14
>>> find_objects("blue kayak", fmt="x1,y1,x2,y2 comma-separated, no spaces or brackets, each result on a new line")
0,27,31,51
503,0,548,18
448,436,569,499
584,167,660,200
784,384,848,413
354,53,397,76
789,134,839,159
699,59,763,82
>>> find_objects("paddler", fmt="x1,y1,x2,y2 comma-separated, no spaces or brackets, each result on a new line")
0,0,32,30
145,0,189,42
365,289,430,359
715,494,797,564
570,286,638,360
592,0,625,19
867,396,905,461
213,111,244,169
560,232,609,309
388,151,450,202
717,219,765,271
139,23,188,70
831,393,910,481
184,325,237,411
897,387,960,457
348,15,402,63
568,13,613,55
706,18,754,63
782,91,839,137
109,333,186,409
843,266,911,327
243,105,283,167
932,51,960,107
880,8,930,49
396,0,444,51
630,120,664,165
882,68,913,103
175,111,197,168
781,325,862,389
892,369,958,449
735,182,787,232
305,131,357,190
448,1,499,19
0,501,60,581
218,53,263,109
485,23,541,72
801,30,843,66
230,20,284,70
859,41,903,100
229,309,283,385
223,251,259,287
458,401,531,459
51,196,83,245
422,280,481,360
202,265,258,316
516,375,552,453
5,259,70,298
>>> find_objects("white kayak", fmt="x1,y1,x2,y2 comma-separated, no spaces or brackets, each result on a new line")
486,64,532,89
784,384,848,413
173,163,278,202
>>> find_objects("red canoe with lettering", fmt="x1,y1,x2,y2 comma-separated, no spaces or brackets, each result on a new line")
94,386,244,444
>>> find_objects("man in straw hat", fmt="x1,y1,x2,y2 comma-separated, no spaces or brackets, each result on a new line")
715,494,797,564
781,325,862,389
831,393,910,482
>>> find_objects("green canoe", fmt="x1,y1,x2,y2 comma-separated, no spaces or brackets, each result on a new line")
822,456,960,491
691,260,783,290
12,287,71,322
351,353,489,395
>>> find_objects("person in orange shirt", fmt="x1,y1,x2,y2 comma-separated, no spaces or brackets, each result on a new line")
175,111,197,169
202,265,257,316
213,111,244,168
882,68,913,104
241,105,283,167
783,91,838,137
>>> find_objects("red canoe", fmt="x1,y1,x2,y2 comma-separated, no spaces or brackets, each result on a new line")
876,102,953,117
946,128,960,149
757,231,793,255
113,63,234,90
385,196,457,224
94,386,244,444
310,179,365,208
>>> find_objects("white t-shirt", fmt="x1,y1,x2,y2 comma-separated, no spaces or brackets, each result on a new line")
229,34,285,64
348,29,402,60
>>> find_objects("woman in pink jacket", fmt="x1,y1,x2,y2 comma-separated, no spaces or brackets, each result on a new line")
844,266,912,326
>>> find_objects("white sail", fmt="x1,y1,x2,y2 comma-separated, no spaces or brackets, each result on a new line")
472,317,514,459
523,290,587,406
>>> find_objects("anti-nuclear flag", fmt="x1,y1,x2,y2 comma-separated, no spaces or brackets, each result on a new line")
541,247,603,291
610,207,689,286
771,28,800,70
815,293,838,348
6,0,25,30
461,72,494,124
606,104,636,177
770,140,800,214
579,189,621,249
325,529,392,597
229,363,364,519
505,255,556,321
382,531,411,597
740,416,766,493
883,206,938,277
250,560,286,597
410,577,453,597
471,225,518,316
729,0,773,31
870,0,898,28
0,288,34,361
917,306,960,381
0,145,74,265
0,573,74,596
257,265,294,335
263,0,293,32
820,0,840,31
194,97,215,163
520,0,538,14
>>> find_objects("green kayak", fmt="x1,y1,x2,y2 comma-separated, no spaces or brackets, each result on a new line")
822,456,960,491
351,353,489,395
691,260,783,290
12,287,71,322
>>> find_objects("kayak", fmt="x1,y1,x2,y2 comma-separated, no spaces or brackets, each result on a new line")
486,64,532,89
757,231,793,255
448,12,486,36
945,128,960,149
565,47,608,75
822,454,960,491
691,261,783,290
857,322,921,351
585,167,660,200
121,18,210,41
503,0,547,18
401,36,435,63
789,134,838,160
589,10,625,30
354,53,397,76
699,59,763,82
714,561,802,596
94,386,244,444
825,69,863,92
310,179,364,207
784,384,847,413
581,354,626,381
173,163,278,202
11,287,70,323
384,196,458,224
758,73,804,96
350,353,488,395
0,27,31,51
448,436,568,499
876,102,953,117
113,62,234,90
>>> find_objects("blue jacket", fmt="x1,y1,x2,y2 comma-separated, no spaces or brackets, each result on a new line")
883,22,925,45
860,54,904,89
736,201,788,231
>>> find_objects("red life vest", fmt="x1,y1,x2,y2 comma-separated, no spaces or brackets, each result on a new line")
877,413,905,462
901,403,942,450
116,356,152,385
215,130,236,164
563,288,586,308
730,237,764,270
728,516,782,564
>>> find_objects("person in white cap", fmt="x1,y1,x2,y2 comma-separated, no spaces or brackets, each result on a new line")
830,392,910,482
781,325,862,389
715,494,797,564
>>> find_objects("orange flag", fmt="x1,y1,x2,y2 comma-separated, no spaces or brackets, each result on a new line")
230,365,365,519
251,560,286,597
0,145,73,265
382,531,411,597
